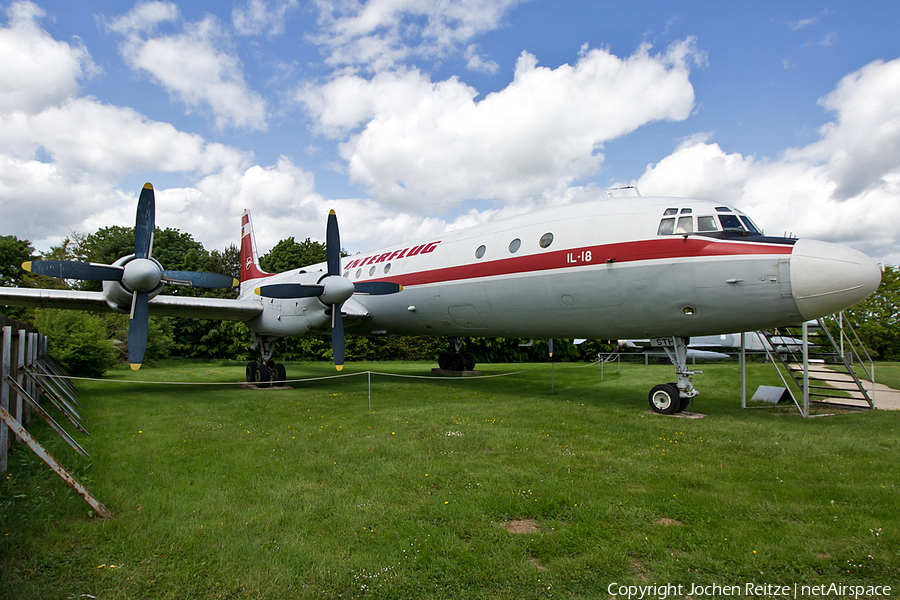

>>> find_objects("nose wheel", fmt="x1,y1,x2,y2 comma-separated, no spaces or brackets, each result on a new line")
647,337,698,414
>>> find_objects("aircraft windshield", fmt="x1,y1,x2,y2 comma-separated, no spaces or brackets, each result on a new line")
658,208,762,237
718,214,745,232
740,216,762,234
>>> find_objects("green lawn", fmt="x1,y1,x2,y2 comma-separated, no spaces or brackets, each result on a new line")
2,360,898,599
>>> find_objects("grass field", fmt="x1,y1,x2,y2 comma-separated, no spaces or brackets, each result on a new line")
1,359,898,599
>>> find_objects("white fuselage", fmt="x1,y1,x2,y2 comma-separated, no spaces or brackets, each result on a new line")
239,197,880,341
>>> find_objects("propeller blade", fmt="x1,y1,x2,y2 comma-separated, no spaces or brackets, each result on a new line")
353,281,403,295
255,283,325,298
162,271,239,288
331,303,345,371
128,291,150,370
326,209,341,276
134,183,155,259
24,260,124,282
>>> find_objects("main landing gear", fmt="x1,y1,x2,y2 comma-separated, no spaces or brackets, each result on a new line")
648,336,698,415
437,337,477,372
245,334,287,388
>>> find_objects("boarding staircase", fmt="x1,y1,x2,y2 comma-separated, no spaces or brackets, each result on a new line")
755,313,875,413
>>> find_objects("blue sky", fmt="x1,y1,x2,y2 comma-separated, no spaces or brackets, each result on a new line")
3,0,900,264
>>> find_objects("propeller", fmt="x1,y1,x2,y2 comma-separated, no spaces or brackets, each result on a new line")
24,183,239,370
254,210,403,371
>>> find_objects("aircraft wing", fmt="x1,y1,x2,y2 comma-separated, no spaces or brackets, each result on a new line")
0,287,262,322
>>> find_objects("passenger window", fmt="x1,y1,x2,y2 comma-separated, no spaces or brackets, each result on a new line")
658,218,675,235
718,215,745,231
539,233,553,248
664,208,678,216
676,216,693,234
509,238,521,253
475,245,486,259
383,263,391,274
697,216,717,231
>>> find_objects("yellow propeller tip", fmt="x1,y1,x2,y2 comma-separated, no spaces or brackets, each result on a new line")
232,278,240,287
143,182,153,190
398,285,403,291
329,209,336,216
335,364,343,372
21,261,32,272
253,287,261,295
130,364,142,371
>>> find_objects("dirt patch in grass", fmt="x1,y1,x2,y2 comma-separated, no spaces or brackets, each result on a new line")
655,517,683,526
503,519,540,534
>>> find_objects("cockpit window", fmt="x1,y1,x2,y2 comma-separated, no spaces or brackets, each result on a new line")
664,208,678,216
658,217,676,235
739,216,761,234
718,214,745,231
715,206,731,212
697,216,717,231
676,216,693,234
680,208,692,214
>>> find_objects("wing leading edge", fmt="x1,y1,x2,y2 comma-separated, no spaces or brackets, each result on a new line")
0,288,262,322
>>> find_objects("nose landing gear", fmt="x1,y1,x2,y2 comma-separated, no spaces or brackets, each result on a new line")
648,337,698,414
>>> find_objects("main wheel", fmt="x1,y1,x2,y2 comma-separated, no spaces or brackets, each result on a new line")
438,352,453,370
450,352,466,371
649,383,680,415
254,362,271,388
246,361,258,383
463,352,476,371
274,363,286,384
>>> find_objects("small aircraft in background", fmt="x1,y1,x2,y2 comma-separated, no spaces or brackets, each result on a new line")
0,184,881,414
620,332,812,361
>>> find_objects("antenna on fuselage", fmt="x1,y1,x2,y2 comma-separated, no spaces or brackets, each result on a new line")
605,186,641,198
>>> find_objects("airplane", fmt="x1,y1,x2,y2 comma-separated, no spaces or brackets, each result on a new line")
620,332,812,359
0,183,882,415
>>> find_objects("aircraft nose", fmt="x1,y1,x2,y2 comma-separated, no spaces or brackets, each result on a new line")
790,239,881,320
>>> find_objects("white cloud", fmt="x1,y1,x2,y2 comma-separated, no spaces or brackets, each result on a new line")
632,55,900,265
107,2,267,131
0,1,98,114
232,0,299,36
465,44,499,74
310,0,524,70
299,38,702,207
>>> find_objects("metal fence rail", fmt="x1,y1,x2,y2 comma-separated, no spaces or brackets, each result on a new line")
1,315,111,518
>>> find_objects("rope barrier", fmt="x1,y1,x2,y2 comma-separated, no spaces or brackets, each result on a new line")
36,359,604,387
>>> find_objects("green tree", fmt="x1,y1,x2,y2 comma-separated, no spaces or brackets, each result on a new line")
34,309,118,377
0,235,41,319
259,237,327,272
0,234,34,287
840,265,899,359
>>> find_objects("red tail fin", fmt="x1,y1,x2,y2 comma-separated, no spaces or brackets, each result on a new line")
240,210,272,287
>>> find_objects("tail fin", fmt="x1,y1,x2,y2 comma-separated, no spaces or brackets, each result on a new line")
240,210,272,293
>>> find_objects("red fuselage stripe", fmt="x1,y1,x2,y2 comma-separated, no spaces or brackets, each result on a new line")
361,238,793,287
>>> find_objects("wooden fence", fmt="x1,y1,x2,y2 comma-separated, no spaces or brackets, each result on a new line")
0,314,111,518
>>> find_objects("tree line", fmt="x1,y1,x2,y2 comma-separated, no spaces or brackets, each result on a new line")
1,228,616,376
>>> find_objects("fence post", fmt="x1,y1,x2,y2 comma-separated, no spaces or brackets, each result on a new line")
27,332,38,425
1,326,10,473
16,329,26,432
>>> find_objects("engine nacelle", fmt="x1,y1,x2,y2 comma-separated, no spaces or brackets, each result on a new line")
102,255,165,312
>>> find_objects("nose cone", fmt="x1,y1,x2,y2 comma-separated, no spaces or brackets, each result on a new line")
790,239,881,320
